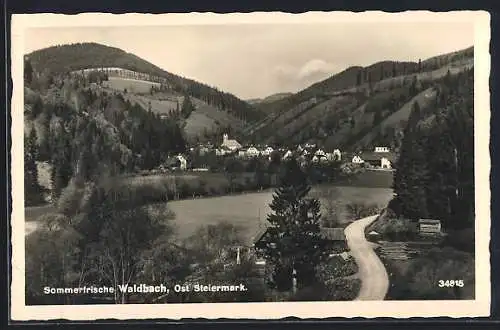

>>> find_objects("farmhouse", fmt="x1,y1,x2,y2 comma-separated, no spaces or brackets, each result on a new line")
261,146,274,156
221,134,242,151
246,146,260,157
351,155,365,164
374,146,390,153
360,152,395,169
252,226,347,253
282,150,294,160
166,154,188,170
333,149,342,161
418,219,442,235
216,147,232,156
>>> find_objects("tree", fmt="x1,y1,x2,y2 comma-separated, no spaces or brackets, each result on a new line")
392,102,429,220
31,97,44,118
24,57,34,85
181,94,195,119
25,128,43,205
256,158,330,291
51,128,74,199
345,202,381,220
392,62,397,78
356,70,362,86
72,180,171,304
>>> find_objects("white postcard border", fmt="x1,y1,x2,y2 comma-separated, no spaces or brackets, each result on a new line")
10,11,491,320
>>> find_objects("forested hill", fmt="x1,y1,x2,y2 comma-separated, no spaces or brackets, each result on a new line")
245,46,473,149
26,42,265,123
391,67,474,233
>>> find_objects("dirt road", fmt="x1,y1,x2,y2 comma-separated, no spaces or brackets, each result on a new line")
344,214,389,300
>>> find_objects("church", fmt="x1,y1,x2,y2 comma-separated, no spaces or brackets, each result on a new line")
221,133,242,151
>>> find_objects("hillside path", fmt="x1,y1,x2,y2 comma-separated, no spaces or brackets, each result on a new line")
344,214,389,300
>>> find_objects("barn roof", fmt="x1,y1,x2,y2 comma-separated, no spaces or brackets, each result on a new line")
418,219,441,224
360,152,396,162
252,226,346,246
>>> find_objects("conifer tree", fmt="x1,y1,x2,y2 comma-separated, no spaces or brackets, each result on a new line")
51,129,74,199
25,128,43,205
257,158,329,291
392,102,429,220
181,94,195,119
24,57,34,85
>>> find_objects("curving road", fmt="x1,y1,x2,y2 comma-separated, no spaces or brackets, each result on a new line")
344,214,389,300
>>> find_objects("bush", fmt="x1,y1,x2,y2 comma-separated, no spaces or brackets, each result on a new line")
370,215,418,241
317,256,358,282
387,197,402,217
345,202,382,220
57,177,86,217
326,279,361,301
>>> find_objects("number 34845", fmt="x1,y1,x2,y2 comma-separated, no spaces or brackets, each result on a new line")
438,280,464,288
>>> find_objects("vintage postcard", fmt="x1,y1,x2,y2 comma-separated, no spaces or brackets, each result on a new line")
10,11,491,321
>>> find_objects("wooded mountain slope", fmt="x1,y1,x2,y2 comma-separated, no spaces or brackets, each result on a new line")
246,46,473,151
26,42,265,126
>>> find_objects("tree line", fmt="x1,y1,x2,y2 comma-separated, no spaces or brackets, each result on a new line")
390,68,474,231
24,63,187,205
26,43,266,124
26,155,362,304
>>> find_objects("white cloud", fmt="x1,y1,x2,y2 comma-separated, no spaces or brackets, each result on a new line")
297,59,337,80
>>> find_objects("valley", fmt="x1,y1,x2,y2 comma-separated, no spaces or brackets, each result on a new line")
21,39,476,305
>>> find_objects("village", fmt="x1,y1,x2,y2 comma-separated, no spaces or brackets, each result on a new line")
162,133,395,173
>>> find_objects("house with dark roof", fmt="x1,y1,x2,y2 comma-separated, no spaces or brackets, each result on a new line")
359,151,395,169
251,226,347,253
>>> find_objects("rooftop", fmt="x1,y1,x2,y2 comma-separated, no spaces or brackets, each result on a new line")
360,152,396,162
418,219,442,224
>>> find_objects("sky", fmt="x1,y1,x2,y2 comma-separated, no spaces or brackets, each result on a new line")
24,22,474,100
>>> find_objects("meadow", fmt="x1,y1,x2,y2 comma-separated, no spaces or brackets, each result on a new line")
154,185,393,245
24,169,394,240
102,77,161,94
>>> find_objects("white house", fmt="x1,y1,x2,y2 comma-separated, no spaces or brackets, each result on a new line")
315,149,327,157
374,146,390,153
352,155,365,164
246,147,260,157
333,149,342,161
215,148,225,156
283,150,293,160
174,154,188,170
381,157,392,169
221,134,242,151
261,146,274,156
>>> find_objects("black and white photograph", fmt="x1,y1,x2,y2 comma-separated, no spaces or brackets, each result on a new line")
10,11,490,320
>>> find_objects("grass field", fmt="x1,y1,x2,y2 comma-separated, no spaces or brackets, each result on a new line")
102,77,161,94
24,169,393,241
157,185,393,245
